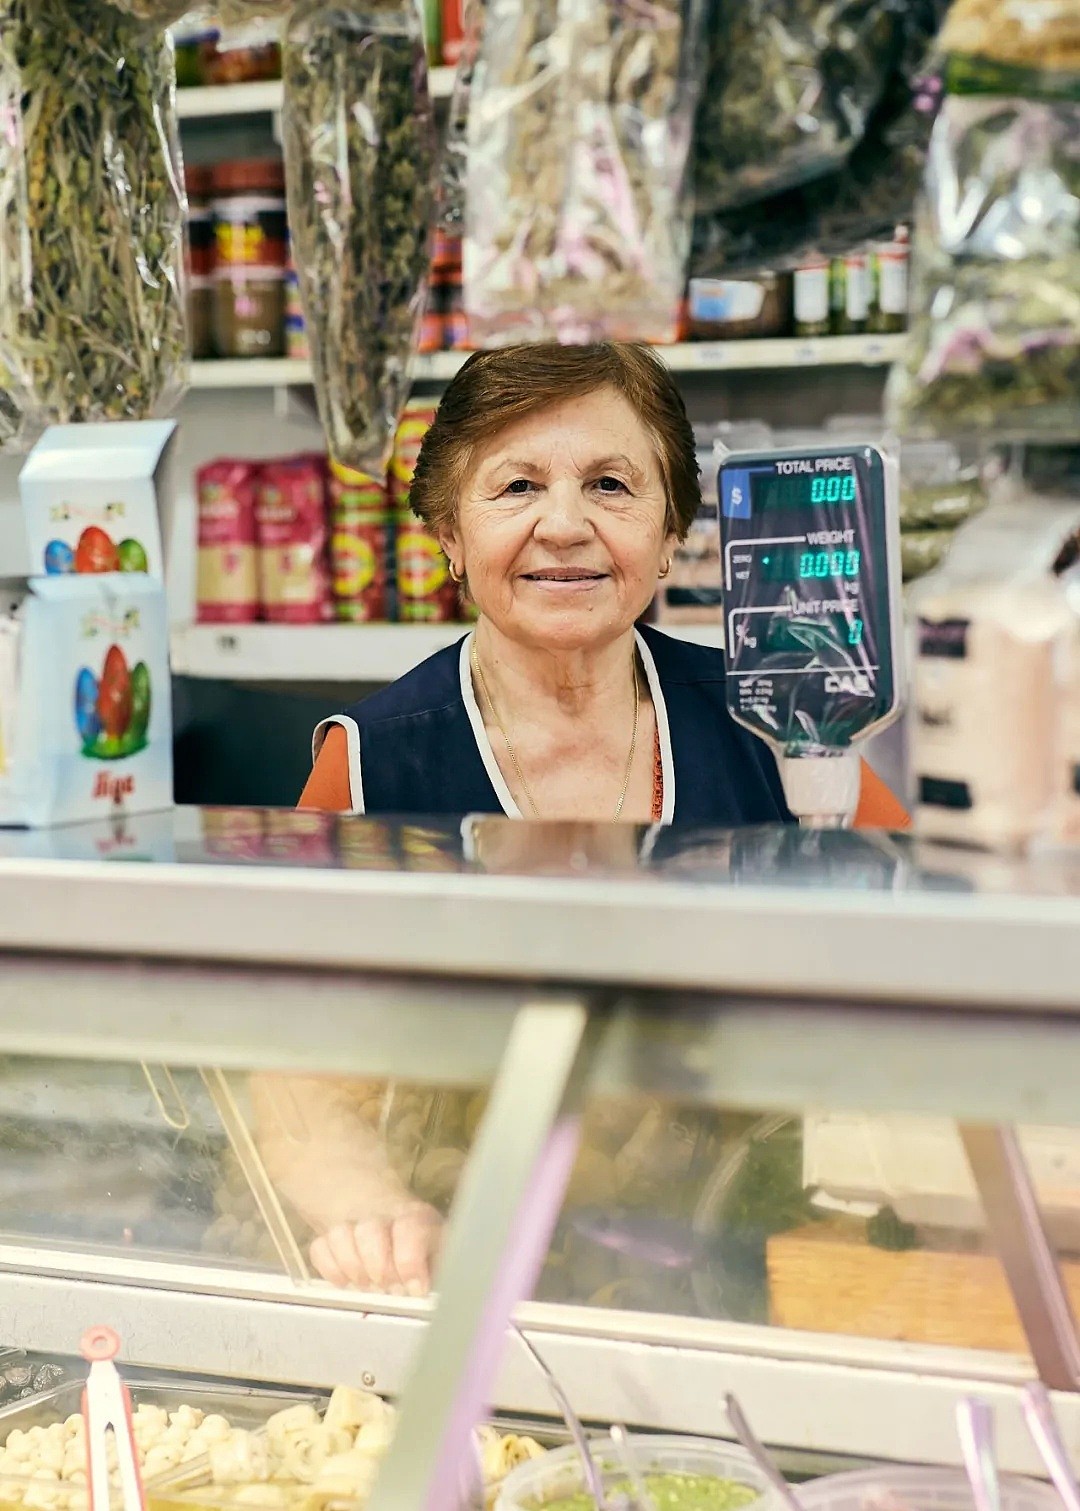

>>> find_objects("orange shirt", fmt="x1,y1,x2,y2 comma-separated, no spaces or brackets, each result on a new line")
299,722,910,831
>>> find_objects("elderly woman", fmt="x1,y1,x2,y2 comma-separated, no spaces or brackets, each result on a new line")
271,344,906,1297
301,342,905,827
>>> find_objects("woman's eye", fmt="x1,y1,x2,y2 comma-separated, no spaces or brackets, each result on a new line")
502,478,535,496
594,476,628,494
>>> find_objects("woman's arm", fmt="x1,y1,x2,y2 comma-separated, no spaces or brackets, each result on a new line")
297,725,351,812
251,1072,441,1295
855,761,911,831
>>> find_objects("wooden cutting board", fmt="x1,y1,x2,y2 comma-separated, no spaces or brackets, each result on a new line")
767,1221,1080,1353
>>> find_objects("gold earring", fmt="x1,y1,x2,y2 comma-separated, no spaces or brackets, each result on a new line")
448,562,464,584
659,558,673,580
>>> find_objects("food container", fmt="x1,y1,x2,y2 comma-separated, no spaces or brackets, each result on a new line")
389,402,438,511
284,260,307,361
688,275,791,340
396,512,458,623
496,1435,771,1511
793,258,830,338
795,1466,1058,1511
831,251,868,335
255,455,331,624
212,159,288,270
185,164,216,280
196,459,261,624
189,276,214,360
331,509,390,622
212,266,286,359
869,226,910,335
201,34,281,86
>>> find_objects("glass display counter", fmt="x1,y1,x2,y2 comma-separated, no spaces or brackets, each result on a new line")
0,809,1079,1511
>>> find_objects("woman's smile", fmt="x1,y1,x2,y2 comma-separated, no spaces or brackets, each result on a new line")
519,565,610,590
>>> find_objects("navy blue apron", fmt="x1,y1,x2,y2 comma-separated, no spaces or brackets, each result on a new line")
320,624,792,826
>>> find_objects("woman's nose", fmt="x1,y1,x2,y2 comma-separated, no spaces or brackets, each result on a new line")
532,481,594,545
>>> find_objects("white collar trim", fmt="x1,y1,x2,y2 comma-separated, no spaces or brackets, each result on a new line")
459,633,521,818
459,628,674,823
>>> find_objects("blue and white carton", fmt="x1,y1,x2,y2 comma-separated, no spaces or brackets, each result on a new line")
0,421,176,827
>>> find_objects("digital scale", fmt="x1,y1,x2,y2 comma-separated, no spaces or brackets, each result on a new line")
716,442,904,828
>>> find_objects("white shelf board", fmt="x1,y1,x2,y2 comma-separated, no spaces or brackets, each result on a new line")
190,358,312,389
189,337,905,393
176,79,283,119
176,67,453,121
171,621,721,683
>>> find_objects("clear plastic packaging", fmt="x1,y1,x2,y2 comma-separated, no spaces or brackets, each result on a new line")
690,0,948,277
106,0,191,20
438,0,483,232
899,441,988,584
939,0,1080,75
496,1436,771,1511
0,0,188,449
463,0,706,346
283,1,436,473
796,1466,1059,1511
888,89,1080,441
691,0,902,217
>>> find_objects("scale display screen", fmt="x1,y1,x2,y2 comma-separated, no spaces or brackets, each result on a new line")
717,445,897,752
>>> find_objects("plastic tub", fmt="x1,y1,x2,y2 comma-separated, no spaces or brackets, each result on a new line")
795,1466,1060,1511
495,1435,774,1511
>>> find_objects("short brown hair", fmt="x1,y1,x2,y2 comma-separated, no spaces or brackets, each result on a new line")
410,343,701,541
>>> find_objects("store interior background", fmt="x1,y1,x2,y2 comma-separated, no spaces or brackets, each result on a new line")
0,373,904,810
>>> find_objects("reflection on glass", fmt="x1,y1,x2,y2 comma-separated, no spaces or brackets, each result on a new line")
0,1057,280,1268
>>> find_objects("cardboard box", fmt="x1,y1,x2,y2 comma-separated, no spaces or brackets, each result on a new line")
19,420,177,582
0,575,172,828
0,422,177,828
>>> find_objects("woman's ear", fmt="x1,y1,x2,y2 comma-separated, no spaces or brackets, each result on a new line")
438,521,464,576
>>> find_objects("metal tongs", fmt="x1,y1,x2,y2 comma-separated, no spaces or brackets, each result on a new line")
81,1326,146,1511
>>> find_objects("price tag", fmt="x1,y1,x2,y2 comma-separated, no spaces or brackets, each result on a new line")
794,341,821,365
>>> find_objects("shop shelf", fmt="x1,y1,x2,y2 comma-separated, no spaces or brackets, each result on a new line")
176,67,454,121
188,337,905,393
170,621,723,683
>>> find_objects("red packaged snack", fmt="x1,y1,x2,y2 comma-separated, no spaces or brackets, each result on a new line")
196,459,261,624
255,454,332,624
396,511,459,622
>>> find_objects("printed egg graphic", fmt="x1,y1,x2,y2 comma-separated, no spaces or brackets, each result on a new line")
44,539,74,576
117,538,148,574
128,661,151,744
97,645,132,742
75,525,119,575
74,667,101,746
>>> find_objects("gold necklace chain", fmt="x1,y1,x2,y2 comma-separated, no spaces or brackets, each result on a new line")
470,639,640,822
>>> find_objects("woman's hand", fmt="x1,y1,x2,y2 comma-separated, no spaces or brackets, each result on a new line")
309,1200,443,1296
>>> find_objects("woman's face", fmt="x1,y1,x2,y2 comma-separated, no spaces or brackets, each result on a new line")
441,386,678,654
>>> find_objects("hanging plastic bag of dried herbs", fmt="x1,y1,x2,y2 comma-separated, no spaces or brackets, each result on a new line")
464,0,706,347
283,0,436,474
690,0,950,275
887,77,1080,442
691,0,903,217
104,0,191,20
439,0,483,232
0,0,188,448
939,0,1080,75
216,0,292,22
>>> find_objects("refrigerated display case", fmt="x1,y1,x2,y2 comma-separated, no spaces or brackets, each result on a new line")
0,808,1080,1511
